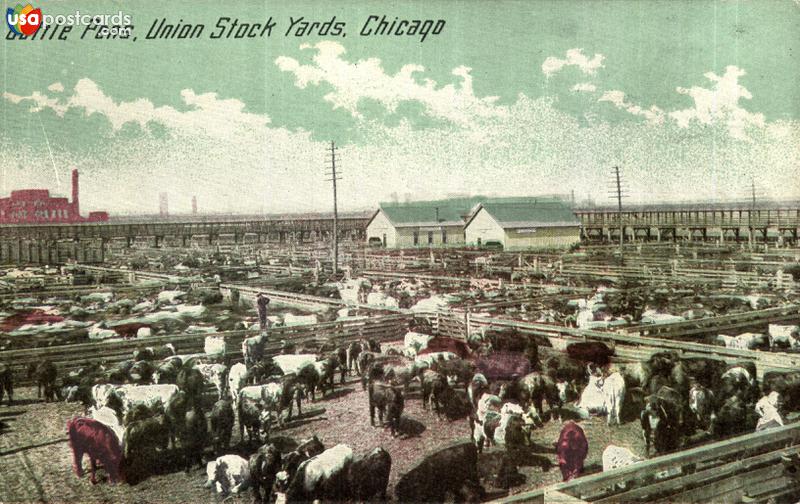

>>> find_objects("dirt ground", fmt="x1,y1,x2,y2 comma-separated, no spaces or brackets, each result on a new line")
0,370,651,504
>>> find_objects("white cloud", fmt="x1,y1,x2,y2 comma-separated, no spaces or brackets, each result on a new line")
669,65,765,140
542,48,604,77
3,90,69,115
275,41,507,128
598,90,665,124
571,83,597,93
47,82,64,93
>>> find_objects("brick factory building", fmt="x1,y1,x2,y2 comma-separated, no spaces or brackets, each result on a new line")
0,169,109,224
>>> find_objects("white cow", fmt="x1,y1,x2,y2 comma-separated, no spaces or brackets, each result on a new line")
90,406,125,449
287,444,354,496
493,402,524,446
228,363,248,407
403,331,432,356
717,333,764,350
205,454,251,495
602,445,643,489
88,322,118,341
768,324,800,350
272,354,316,375
204,335,227,357
577,372,626,426
755,391,785,431
112,384,180,419
473,393,502,450
91,384,116,410
722,366,755,387
196,363,228,400
157,290,187,304
414,351,458,367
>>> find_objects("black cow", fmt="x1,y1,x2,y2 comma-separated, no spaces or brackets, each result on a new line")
711,394,756,438
641,386,685,455
348,447,392,501
209,399,234,454
124,413,169,482
566,341,614,367
0,363,13,406
249,443,282,504
421,370,449,418
369,382,404,437
28,360,59,402
395,440,485,503
670,357,726,396
176,366,205,404
180,405,208,472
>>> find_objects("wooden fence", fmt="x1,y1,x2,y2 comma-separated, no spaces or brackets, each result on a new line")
0,313,411,385
492,421,800,504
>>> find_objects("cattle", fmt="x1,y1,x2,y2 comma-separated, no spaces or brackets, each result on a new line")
29,360,59,402
762,371,800,411
518,372,563,420
493,403,526,448
403,331,433,357
89,406,125,450
91,384,116,410
356,351,378,380
369,382,404,437
348,447,392,502
577,371,626,426
238,392,272,444
415,351,459,368
472,393,502,452
133,344,176,362
383,359,426,394
712,395,755,437
205,454,251,495
716,333,765,350
602,445,642,489
433,357,477,388
671,357,727,396
195,363,228,401
719,365,758,404
247,358,285,386
521,404,544,443
468,373,489,408
239,380,303,430
108,384,180,419
421,370,450,418
204,335,227,357
250,443,282,504
227,363,248,408
153,357,183,385
281,444,354,502
124,413,169,482
395,440,484,503
297,364,321,402
0,363,13,406
755,391,785,431
243,333,269,367
555,421,588,482
543,355,586,389
688,381,716,431
767,324,800,350
209,399,234,454
566,341,615,367
420,337,472,359
180,405,208,472
473,352,528,383
641,386,684,455
272,354,317,376
67,417,125,484
282,435,326,477
310,357,339,399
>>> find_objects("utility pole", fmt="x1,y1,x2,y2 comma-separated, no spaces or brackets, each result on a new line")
325,141,342,276
608,166,628,257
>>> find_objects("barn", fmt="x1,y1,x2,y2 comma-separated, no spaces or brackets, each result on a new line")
365,197,482,248
464,197,581,250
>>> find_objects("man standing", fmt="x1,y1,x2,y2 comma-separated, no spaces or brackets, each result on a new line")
257,294,271,332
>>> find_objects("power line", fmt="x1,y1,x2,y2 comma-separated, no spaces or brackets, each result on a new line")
324,141,342,276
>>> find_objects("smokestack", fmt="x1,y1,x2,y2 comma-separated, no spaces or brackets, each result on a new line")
71,169,80,217
159,192,169,217
192,196,197,215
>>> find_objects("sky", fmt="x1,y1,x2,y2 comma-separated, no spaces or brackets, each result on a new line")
1,0,798,215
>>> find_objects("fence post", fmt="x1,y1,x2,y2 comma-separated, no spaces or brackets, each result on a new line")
465,309,471,340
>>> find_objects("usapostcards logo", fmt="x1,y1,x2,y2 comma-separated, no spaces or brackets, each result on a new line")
6,3,42,36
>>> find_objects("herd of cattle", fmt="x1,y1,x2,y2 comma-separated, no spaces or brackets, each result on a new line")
2,318,800,502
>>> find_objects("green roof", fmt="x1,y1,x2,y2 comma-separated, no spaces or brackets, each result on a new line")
471,197,580,228
377,196,486,226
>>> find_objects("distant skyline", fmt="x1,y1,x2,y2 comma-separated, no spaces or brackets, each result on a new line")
2,0,798,215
